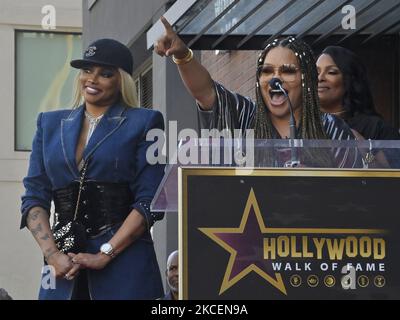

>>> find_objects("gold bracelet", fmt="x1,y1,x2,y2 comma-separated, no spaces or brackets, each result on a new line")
172,48,193,65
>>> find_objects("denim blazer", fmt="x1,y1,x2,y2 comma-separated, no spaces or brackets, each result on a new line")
21,103,165,230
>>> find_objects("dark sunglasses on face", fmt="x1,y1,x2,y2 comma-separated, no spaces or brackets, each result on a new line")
257,64,300,83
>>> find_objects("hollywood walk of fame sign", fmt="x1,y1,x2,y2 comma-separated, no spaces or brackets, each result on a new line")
179,168,400,299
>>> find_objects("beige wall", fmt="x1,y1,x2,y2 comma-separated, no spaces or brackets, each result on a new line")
0,0,81,299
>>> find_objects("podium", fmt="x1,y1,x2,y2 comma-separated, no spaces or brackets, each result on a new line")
152,139,400,299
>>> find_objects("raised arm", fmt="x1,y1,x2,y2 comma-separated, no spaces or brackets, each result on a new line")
154,16,216,110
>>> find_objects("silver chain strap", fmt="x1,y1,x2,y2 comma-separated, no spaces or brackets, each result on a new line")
73,160,89,221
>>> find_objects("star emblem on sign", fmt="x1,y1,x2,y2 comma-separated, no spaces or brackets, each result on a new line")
199,188,287,295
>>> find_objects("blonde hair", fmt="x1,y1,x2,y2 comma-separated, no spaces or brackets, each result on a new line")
71,67,139,108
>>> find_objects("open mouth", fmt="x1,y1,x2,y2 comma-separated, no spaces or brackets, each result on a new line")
269,89,288,105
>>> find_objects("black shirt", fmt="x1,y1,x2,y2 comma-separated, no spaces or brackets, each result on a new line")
347,113,400,140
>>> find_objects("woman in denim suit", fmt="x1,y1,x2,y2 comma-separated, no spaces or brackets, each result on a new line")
21,39,165,300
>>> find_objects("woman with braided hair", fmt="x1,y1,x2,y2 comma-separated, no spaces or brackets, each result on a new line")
254,37,326,140
155,17,360,167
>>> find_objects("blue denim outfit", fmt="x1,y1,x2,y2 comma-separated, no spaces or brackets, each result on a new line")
21,103,165,300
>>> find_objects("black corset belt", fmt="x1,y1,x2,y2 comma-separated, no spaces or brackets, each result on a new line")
53,181,133,237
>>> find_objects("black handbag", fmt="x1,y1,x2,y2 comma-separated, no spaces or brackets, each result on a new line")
52,160,89,254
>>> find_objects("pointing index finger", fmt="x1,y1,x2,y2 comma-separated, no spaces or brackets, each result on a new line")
160,16,174,33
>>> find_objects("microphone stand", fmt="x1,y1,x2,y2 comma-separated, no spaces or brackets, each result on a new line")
275,82,301,168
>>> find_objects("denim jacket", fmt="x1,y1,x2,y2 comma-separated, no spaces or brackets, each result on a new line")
21,103,165,299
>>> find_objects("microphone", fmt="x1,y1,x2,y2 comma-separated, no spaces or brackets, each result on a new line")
268,78,283,91
268,78,300,167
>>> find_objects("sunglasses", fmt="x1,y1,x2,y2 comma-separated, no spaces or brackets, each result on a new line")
257,64,300,83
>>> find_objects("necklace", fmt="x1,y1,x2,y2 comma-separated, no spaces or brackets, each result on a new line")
329,110,347,116
84,111,104,146
85,110,104,122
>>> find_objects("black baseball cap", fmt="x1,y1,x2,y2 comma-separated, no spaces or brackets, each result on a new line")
70,38,133,74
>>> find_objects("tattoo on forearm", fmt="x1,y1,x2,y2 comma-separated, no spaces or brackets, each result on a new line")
28,209,41,222
40,233,50,241
31,223,43,236
44,248,58,261
28,212,39,222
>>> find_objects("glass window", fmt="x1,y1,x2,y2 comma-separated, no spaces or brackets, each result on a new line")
15,31,82,151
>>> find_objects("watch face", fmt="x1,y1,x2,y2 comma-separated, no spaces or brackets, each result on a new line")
101,243,112,254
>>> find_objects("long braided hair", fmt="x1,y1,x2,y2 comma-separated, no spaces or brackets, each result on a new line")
254,37,327,140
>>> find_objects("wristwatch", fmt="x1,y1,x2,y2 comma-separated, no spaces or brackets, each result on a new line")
100,243,115,258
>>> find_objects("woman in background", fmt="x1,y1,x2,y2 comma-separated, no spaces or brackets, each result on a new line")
317,46,399,167
317,46,400,140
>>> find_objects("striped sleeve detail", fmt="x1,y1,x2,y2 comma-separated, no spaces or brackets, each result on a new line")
197,81,256,134
322,113,362,168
